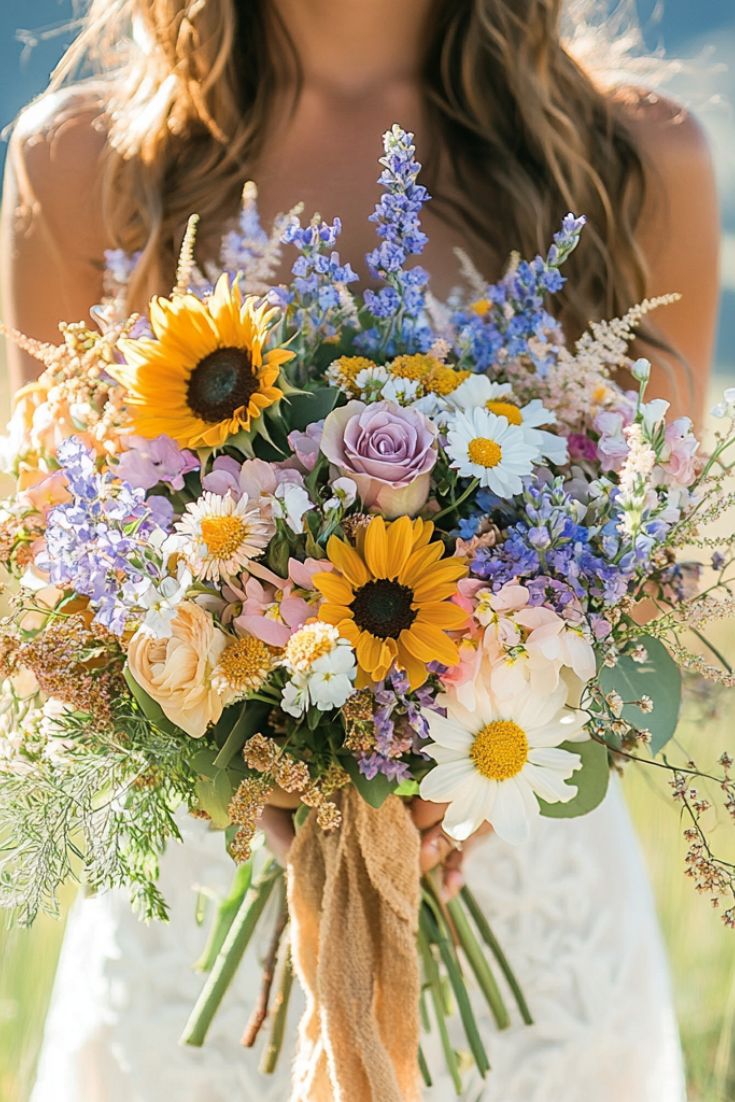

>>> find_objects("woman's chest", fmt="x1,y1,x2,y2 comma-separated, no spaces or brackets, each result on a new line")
241,90,491,297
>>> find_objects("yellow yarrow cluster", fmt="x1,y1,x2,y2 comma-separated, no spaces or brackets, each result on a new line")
326,352,470,402
387,354,470,397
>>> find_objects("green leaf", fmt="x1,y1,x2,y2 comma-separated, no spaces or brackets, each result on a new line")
342,755,399,809
123,666,179,736
537,737,609,819
599,635,681,754
194,776,231,830
394,779,421,797
213,702,269,769
283,388,340,432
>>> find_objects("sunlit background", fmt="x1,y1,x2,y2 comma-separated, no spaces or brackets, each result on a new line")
0,2,733,1101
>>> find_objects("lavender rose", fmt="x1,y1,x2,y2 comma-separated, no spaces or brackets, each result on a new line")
320,399,437,517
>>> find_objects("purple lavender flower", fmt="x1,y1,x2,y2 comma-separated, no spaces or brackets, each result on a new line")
38,438,171,634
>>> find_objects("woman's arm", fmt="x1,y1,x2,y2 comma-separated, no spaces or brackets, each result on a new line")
1,88,109,390
626,93,720,422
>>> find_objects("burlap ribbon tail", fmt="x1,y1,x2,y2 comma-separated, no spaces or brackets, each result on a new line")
287,788,422,1102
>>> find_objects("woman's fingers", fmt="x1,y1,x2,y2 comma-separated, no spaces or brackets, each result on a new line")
420,821,459,873
410,796,448,832
259,804,296,865
442,848,465,901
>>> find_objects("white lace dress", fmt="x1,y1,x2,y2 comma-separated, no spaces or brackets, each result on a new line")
30,777,686,1102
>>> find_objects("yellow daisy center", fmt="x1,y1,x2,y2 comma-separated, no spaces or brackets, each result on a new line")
468,437,503,468
470,298,491,317
471,720,529,780
218,637,272,692
333,356,377,394
200,515,248,558
187,346,260,423
485,400,523,426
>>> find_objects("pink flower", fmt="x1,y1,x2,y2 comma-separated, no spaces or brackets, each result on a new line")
19,470,70,514
288,421,324,472
659,418,699,488
233,557,328,647
116,435,199,491
320,400,437,518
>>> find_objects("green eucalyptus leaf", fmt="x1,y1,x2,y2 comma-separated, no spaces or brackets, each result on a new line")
537,737,609,819
599,635,681,754
342,755,399,808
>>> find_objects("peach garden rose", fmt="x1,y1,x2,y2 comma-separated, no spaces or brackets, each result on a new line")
126,600,232,738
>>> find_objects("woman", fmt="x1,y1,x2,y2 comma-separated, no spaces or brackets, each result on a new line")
1,1,719,1099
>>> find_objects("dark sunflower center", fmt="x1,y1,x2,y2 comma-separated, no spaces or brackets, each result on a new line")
187,346,259,423
350,579,416,639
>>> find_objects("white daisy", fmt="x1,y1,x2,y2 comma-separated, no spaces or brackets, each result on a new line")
419,681,587,845
445,407,538,496
174,490,274,582
445,376,568,465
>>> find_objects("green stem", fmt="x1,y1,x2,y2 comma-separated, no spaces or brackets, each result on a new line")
446,897,510,1031
260,946,295,1075
433,478,480,523
418,1045,433,1088
181,863,281,1046
194,862,253,973
418,926,463,1095
422,898,490,1076
460,886,533,1026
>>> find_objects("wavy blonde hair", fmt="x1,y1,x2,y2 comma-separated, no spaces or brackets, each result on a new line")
46,0,654,332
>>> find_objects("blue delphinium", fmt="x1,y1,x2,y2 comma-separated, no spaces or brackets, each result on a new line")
272,214,358,353
452,213,586,375
470,477,646,610
38,438,170,635
357,125,433,356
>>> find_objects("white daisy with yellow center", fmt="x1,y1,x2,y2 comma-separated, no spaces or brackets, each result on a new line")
419,682,587,845
445,376,568,465
445,407,538,497
174,490,274,582
281,622,357,717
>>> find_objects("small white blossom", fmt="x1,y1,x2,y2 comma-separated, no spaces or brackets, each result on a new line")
273,482,312,534
324,477,358,512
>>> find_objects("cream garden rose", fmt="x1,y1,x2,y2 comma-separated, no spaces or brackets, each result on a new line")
127,600,232,738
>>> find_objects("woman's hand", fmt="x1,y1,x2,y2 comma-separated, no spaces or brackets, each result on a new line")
411,797,493,901
258,794,493,899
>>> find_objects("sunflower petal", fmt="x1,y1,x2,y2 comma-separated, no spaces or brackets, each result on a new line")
363,517,389,577
325,536,371,587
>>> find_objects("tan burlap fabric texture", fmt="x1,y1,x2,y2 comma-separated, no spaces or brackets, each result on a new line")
287,788,422,1102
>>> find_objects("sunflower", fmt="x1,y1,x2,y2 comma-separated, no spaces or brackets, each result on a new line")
114,274,293,449
313,516,468,690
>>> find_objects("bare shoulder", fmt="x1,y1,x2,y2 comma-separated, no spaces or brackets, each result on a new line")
613,86,714,185
8,82,109,256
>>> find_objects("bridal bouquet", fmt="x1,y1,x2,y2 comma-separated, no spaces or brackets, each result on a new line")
1,126,734,1097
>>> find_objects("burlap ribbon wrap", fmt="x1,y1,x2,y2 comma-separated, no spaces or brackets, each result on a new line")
287,788,422,1102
